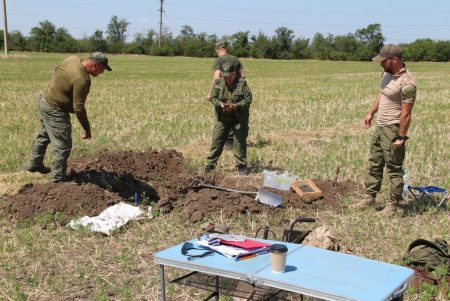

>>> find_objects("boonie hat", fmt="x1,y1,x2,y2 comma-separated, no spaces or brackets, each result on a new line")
221,62,236,77
89,52,112,71
215,40,228,50
372,44,402,64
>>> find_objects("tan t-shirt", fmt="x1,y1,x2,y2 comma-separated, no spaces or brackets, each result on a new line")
377,68,416,127
43,55,91,130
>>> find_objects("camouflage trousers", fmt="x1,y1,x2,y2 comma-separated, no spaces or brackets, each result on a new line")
206,117,248,168
28,95,72,182
365,124,405,204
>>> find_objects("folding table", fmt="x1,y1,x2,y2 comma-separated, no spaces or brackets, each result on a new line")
154,238,414,301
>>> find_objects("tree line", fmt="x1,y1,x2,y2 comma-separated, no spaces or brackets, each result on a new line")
1,16,450,62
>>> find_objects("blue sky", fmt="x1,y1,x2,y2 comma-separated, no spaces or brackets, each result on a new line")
5,0,450,44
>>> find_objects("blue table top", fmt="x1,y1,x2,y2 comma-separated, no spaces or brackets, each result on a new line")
154,238,414,301
154,239,272,281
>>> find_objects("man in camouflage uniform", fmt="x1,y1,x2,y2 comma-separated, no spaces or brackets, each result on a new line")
357,44,417,215
207,40,245,149
26,52,112,182
204,62,252,175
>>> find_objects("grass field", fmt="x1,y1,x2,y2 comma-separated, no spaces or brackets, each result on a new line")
0,52,449,300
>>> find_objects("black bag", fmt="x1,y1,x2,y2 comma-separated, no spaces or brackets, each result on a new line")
404,238,450,274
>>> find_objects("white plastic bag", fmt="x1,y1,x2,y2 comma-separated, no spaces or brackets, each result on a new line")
262,170,297,190
402,168,410,199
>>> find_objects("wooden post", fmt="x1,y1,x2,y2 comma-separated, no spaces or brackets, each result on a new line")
2,0,8,56
333,166,341,187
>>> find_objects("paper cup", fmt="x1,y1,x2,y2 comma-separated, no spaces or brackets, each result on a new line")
270,244,288,273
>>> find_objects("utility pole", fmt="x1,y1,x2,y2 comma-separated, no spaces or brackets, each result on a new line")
2,0,8,56
158,0,164,47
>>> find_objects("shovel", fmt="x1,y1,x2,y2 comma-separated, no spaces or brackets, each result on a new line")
189,180,282,207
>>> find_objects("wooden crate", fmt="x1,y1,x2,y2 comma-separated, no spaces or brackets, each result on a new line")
291,179,322,201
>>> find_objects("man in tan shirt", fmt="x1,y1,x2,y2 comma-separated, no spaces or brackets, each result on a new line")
26,52,112,182
358,44,417,215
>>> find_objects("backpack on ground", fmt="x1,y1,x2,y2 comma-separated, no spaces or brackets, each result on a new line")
404,238,450,274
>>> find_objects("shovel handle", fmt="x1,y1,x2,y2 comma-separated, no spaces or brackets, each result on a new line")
189,180,257,195
202,184,257,195
189,180,203,189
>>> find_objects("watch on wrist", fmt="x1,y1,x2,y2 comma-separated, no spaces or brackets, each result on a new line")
396,135,409,141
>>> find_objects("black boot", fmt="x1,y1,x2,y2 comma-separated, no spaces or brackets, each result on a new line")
26,164,51,174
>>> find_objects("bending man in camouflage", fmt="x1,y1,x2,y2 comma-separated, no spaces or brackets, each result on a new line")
358,44,417,215
26,52,112,182
204,62,252,175
207,40,245,101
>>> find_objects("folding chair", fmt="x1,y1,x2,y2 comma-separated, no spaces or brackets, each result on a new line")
407,185,449,207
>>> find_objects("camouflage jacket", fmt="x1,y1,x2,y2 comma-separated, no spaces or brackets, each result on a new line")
211,78,252,121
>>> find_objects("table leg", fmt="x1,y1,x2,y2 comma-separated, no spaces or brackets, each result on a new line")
391,282,408,301
160,264,166,301
215,275,219,301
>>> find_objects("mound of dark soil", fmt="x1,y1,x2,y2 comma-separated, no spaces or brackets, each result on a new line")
1,149,361,225
5,182,122,225
181,177,359,223
2,149,190,224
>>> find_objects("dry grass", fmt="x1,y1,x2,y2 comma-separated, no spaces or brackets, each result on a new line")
0,52,449,300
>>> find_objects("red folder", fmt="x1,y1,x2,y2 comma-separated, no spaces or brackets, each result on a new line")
220,239,271,250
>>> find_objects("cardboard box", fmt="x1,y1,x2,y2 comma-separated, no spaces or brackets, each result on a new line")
291,179,322,201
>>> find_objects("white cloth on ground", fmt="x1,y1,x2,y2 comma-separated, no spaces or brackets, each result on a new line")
68,202,150,235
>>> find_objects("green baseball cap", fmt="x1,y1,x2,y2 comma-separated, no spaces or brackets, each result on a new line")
89,52,112,71
221,62,236,77
215,40,228,50
372,44,402,63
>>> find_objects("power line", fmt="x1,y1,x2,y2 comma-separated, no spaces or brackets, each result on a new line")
164,2,450,16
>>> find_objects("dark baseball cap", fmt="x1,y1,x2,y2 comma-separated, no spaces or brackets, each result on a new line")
89,52,112,71
372,44,402,64
221,62,236,77
215,40,228,50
